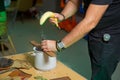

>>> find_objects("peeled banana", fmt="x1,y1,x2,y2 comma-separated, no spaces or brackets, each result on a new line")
40,11,60,29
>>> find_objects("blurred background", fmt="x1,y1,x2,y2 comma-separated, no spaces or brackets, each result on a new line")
0,0,120,80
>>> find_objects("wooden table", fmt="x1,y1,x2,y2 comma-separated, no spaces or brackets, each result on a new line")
0,52,87,80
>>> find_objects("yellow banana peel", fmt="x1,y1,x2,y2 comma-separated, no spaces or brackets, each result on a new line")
40,11,60,29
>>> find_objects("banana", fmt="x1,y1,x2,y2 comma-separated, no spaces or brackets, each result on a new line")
40,11,60,29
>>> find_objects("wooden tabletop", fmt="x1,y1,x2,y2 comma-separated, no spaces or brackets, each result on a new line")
0,52,87,80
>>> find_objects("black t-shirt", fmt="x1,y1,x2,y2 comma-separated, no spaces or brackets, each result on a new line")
83,0,120,35
0,0,5,12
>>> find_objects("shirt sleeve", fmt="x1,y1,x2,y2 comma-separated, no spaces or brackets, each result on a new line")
91,0,113,5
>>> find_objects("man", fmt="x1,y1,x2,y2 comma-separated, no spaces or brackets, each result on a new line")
0,0,8,51
34,0,120,80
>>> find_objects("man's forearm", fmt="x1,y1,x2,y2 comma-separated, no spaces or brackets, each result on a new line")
61,0,80,19
62,19,91,48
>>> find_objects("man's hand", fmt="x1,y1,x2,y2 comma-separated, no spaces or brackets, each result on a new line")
30,40,56,57
41,40,57,52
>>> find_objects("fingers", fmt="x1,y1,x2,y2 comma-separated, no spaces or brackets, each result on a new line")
49,13,62,22
54,13,65,21
41,40,50,52
41,40,57,52
41,40,56,57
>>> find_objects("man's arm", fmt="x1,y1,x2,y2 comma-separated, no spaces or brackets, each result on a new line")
40,3,110,52
62,4,109,48
61,0,80,19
